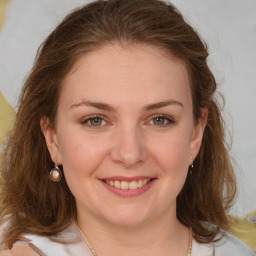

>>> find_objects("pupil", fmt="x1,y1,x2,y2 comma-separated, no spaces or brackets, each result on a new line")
91,118,102,126
153,117,164,125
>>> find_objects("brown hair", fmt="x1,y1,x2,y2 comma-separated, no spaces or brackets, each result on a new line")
0,0,236,248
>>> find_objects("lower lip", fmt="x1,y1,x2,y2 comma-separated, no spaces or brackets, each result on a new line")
100,179,156,197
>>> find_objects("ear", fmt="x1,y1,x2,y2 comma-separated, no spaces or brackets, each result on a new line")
40,117,62,165
189,108,208,161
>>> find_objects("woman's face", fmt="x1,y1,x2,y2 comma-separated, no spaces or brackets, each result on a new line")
42,44,206,227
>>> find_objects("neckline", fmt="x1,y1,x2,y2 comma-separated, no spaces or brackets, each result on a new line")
75,221,193,256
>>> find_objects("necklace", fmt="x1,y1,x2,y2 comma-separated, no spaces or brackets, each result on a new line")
77,224,192,256
77,226,97,256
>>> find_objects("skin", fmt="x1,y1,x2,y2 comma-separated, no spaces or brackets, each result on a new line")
41,43,208,256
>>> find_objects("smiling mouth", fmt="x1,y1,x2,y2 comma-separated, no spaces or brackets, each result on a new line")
102,179,154,190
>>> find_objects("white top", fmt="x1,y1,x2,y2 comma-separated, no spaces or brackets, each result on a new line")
1,221,255,256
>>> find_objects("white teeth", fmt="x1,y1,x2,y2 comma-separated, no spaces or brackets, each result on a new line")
137,180,143,188
105,179,151,190
121,181,129,189
129,181,138,190
142,179,148,185
114,180,121,188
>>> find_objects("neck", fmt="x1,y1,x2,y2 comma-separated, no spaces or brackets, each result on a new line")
77,210,190,256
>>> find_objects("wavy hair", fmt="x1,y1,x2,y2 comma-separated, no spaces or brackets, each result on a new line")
0,0,236,248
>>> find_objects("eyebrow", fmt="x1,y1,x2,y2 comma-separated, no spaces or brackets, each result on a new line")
69,99,184,111
69,101,115,111
143,100,184,111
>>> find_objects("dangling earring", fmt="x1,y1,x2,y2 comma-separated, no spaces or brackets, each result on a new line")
189,156,194,175
50,163,62,182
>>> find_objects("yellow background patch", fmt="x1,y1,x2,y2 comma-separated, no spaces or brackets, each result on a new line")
0,0,9,31
231,212,256,251
0,91,15,145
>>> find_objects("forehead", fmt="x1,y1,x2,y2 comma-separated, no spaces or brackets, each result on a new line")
66,43,188,80
60,43,191,109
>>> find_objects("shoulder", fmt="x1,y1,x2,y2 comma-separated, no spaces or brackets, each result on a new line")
0,220,37,255
0,235,66,256
0,244,39,256
1,221,92,256
213,230,255,255
191,229,255,256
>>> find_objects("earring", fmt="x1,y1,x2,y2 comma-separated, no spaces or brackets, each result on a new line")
189,156,194,175
50,163,62,182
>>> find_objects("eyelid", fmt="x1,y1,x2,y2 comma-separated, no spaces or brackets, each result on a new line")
81,114,110,128
80,113,175,128
146,114,175,126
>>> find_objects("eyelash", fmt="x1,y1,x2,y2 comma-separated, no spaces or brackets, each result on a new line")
147,114,174,127
81,115,108,128
80,114,174,129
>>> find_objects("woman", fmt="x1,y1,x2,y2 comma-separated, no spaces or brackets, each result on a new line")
0,0,255,255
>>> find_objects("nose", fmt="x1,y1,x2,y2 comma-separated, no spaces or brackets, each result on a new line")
110,125,148,168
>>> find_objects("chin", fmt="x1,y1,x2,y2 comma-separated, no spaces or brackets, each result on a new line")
100,206,153,228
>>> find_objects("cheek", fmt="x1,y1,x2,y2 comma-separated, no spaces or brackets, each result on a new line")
148,129,192,176
149,134,191,201
57,132,110,207
57,131,109,178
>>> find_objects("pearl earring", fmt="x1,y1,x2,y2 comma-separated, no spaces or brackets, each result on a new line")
50,163,62,182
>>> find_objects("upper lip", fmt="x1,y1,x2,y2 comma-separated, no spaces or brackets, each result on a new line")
99,176,156,182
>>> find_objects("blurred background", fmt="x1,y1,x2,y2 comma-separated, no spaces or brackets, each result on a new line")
0,0,255,250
